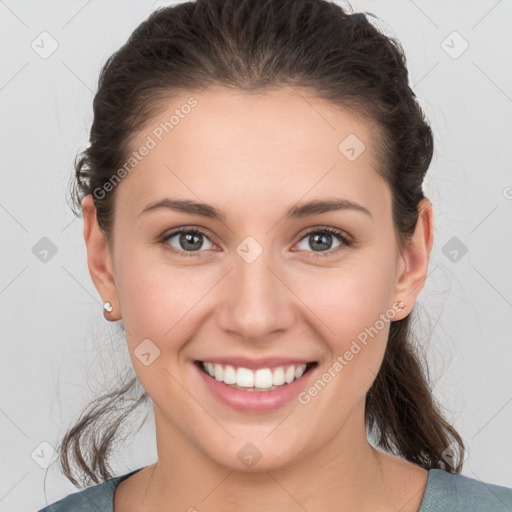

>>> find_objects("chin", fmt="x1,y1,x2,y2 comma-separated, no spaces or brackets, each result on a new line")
201,434,309,473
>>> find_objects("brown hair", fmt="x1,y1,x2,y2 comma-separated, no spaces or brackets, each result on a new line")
61,0,464,487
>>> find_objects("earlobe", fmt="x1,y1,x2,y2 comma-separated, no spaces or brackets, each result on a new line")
392,198,434,319
81,194,120,320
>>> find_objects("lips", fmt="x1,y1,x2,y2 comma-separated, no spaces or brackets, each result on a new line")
194,358,319,412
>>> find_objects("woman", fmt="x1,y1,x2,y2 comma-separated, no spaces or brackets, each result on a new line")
37,0,512,510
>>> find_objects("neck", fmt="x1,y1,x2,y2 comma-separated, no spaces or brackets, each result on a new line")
141,404,406,512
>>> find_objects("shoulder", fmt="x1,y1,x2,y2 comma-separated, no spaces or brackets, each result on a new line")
420,469,512,512
35,469,144,512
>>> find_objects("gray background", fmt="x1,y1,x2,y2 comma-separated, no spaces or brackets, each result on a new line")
1,0,511,510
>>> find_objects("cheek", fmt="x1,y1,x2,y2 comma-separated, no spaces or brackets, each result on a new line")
291,255,396,390
116,247,199,332
114,259,210,406
114,250,217,351
296,255,396,336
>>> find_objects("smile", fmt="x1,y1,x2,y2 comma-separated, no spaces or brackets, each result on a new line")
197,360,317,391
193,359,319,415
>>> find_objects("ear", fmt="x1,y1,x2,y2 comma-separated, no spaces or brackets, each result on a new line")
391,198,434,320
81,194,120,320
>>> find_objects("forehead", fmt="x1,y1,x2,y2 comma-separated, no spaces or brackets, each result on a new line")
116,87,390,221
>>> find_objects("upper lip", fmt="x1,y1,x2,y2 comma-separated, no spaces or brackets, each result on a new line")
195,357,317,370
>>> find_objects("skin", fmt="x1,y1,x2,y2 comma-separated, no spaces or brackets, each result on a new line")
82,87,433,511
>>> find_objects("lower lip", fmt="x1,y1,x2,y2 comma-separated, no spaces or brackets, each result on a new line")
195,362,317,413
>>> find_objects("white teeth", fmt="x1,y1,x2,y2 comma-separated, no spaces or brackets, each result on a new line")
205,362,215,377
200,361,313,389
284,366,295,384
223,365,237,385
272,367,285,386
295,364,307,379
254,368,273,388
214,363,224,381
236,367,254,387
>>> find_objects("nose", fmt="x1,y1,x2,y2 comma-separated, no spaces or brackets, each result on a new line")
216,249,297,343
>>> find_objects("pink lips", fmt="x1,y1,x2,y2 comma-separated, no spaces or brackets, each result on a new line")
194,359,318,413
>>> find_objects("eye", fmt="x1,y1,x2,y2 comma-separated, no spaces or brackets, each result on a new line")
159,226,352,259
160,228,215,257
294,226,352,258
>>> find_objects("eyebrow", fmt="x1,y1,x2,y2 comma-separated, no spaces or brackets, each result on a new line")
138,197,372,221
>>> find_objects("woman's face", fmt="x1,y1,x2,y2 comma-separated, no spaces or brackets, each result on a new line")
84,87,431,472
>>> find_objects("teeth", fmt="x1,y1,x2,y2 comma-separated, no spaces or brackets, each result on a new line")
236,367,254,387
200,361,310,389
272,366,285,386
285,365,296,383
295,364,307,379
223,365,237,385
254,368,273,388
205,362,215,377
214,363,223,381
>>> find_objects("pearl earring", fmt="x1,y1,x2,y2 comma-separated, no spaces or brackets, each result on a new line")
397,301,406,310
103,301,113,312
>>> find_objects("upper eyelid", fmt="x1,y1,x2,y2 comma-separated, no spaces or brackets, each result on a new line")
162,226,215,243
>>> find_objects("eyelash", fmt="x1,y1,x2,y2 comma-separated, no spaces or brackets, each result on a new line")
159,226,353,259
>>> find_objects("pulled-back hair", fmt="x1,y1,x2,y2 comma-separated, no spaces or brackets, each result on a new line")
61,0,464,487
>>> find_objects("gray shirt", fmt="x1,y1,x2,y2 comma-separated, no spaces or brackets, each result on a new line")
36,467,512,511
